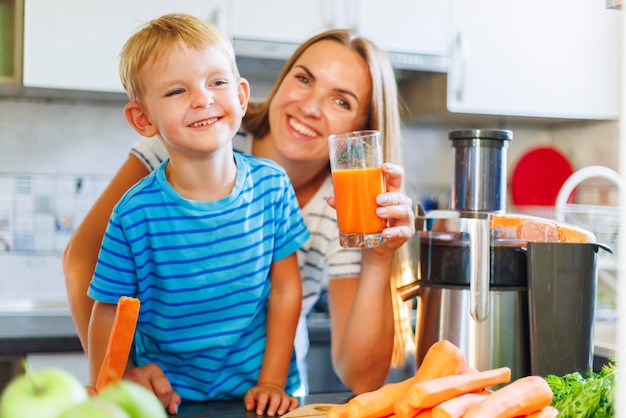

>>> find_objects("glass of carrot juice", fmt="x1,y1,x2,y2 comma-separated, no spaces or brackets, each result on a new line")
328,130,387,248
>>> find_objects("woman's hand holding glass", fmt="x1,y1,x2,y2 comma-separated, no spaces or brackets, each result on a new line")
328,162,415,252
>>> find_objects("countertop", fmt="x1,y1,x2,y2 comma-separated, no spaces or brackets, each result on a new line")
0,310,616,368
0,312,334,356
0,313,82,356
174,393,353,418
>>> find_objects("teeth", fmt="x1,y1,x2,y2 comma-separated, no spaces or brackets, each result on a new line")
190,117,218,127
289,118,317,137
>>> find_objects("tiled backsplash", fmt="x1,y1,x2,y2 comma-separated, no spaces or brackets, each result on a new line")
0,173,110,255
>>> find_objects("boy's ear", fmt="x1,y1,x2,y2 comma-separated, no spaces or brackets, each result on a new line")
238,77,251,114
123,102,158,137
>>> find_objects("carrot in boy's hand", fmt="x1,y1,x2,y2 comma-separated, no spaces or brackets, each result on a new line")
95,296,141,392
393,340,466,417
463,375,553,418
409,367,511,409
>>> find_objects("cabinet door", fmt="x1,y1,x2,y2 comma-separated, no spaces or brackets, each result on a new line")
232,0,447,71
23,0,231,93
350,0,448,57
348,0,448,71
448,0,622,119
233,0,333,43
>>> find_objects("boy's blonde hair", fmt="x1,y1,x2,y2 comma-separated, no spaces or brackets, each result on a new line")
119,13,239,102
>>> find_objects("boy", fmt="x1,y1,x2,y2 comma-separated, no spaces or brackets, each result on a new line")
87,13,308,416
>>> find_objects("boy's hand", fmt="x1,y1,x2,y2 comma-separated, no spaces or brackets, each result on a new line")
244,382,299,416
124,363,181,415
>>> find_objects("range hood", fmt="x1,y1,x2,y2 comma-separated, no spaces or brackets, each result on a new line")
233,38,447,81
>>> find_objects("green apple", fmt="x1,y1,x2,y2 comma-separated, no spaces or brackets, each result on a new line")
57,397,131,418
98,380,167,418
0,367,88,418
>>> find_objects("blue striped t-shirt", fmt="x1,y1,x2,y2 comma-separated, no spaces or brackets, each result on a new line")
88,151,310,401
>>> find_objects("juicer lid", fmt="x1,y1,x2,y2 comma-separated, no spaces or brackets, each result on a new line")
449,129,513,141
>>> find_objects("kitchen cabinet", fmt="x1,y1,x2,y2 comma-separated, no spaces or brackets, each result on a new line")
232,0,447,72
0,0,22,85
21,0,232,93
445,0,622,119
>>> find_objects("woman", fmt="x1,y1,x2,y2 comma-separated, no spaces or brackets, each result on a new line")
63,28,415,404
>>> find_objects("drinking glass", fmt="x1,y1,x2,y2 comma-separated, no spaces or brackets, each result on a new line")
328,130,386,248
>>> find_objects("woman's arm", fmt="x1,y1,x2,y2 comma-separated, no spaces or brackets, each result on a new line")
327,162,415,395
327,253,395,395
62,154,150,352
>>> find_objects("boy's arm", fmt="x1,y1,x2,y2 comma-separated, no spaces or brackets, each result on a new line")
88,301,118,388
258,252,302,389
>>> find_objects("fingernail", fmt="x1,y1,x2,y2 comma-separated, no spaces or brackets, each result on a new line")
174,403,179,414
376,207,388,215
376,195,388,204
383,229,392,238
384,163,393,171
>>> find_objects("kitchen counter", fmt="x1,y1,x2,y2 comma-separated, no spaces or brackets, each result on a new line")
0,313,82,356
0,310,616,387
175,393,353,418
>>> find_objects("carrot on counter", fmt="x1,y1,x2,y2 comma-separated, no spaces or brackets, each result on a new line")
327,403,349,418
394,340,466,418
414,340,466,381
348,379,416,418
415,408,432,417
463,375,553,418
409,367,511,409
525,405,559,418
430,391,491,418
95,296,141,392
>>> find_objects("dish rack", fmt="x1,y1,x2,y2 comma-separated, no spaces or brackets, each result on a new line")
515,166,622,292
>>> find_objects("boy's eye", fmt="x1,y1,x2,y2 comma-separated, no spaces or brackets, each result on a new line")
166,88,185,97
212,79,228,87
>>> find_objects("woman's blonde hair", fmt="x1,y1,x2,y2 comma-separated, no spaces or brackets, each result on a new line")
119,13,239,103
244,29,415,368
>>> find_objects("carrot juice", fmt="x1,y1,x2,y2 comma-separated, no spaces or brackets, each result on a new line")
332,167,386,235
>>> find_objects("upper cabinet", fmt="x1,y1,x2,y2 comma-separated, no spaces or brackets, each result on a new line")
21,0,232,93
0,0,22,85
4,0,622,121
445,0,622,120
345,0,448,72
232,0,448,72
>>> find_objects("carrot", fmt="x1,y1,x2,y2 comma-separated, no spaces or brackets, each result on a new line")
414,340,466,381
348,379,416,418
415,409,432,417
430,391,491,418
95,296,141,392
525,405,559,418
409,367,511,409
327,403,349,418
394,340,466,417
463,375,553,418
